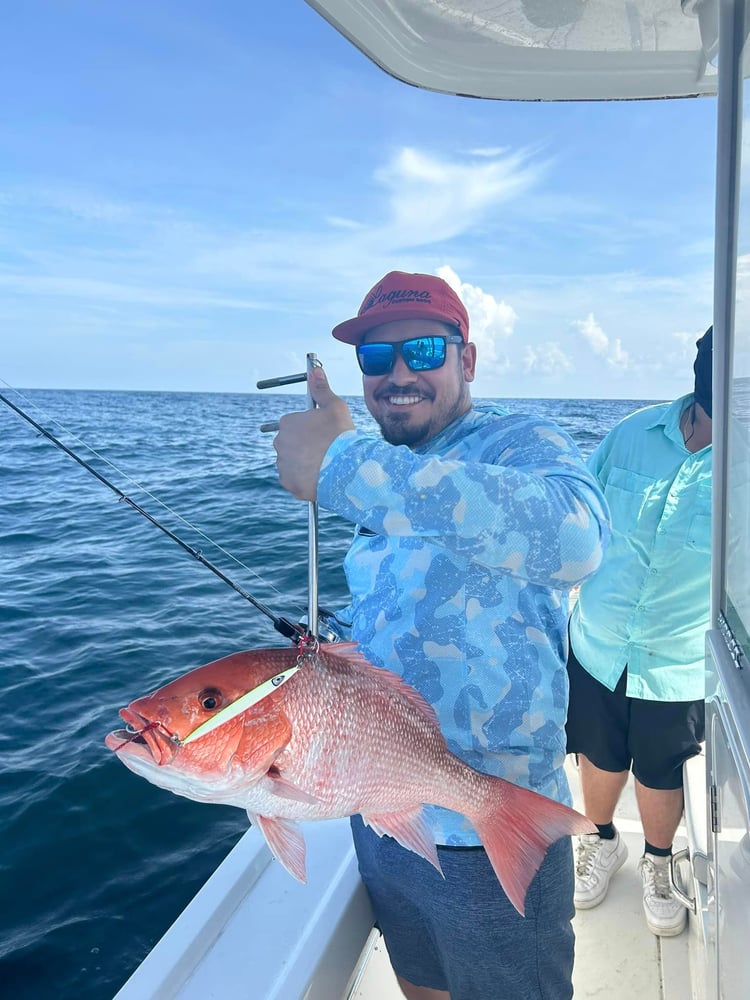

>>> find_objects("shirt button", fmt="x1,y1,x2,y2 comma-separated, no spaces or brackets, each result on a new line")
649,569,657,576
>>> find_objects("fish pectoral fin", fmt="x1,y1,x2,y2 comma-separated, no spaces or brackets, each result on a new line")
361,808,442,876
249,813,307,883
262,768,322,805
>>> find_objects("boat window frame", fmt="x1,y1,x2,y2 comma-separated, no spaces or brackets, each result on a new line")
714,0,750,677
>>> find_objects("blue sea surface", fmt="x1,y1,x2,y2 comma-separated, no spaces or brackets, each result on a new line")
0,389,658,999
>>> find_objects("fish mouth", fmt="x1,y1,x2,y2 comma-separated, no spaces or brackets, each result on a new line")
105,708,179,765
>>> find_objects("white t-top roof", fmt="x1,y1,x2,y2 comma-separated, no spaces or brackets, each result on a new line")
306,0,719,101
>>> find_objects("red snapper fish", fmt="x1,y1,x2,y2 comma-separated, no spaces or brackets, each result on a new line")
105,640,594,915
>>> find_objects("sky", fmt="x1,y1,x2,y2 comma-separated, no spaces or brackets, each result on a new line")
1,2,719,400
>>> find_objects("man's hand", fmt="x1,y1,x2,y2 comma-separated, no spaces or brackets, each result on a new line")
273,367,355,501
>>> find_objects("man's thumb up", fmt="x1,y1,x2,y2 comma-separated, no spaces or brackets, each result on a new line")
274,366,355,501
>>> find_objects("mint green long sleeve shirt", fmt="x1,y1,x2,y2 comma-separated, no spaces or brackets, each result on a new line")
569,394,710,702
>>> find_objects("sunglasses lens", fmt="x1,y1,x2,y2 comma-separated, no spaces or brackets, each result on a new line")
402,337,446,371
357,336,451,375
357,343,394,376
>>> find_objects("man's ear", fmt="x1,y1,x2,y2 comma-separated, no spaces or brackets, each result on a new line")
462,342,477,383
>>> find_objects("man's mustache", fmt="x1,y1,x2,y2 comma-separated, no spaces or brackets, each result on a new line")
374,383,435,401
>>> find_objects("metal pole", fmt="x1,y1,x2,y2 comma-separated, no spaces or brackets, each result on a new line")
256,357,322,640
306,353,320,638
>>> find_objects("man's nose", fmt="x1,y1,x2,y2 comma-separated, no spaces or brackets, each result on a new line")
389,352,417,382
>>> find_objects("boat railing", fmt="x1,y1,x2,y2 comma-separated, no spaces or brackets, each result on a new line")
113,818,375,1000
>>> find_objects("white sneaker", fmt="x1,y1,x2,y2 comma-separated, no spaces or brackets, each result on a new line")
638,853,687,937
574,831,629,909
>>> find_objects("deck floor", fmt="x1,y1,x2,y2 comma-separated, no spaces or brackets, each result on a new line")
352,758,694,999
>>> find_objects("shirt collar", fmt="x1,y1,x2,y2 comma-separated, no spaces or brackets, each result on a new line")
643,394,694,446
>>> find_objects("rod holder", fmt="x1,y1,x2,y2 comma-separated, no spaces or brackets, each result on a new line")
257,355,321,639
256,372,307,389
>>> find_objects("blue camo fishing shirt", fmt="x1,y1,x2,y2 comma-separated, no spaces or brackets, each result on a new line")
317,404,610,846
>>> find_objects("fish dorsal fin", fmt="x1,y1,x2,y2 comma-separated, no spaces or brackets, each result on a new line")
322,643,439,727
249,813,307,883
361,808,442,876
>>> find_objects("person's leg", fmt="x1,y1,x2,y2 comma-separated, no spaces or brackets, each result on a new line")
351,817,576,1000
634,781,685,849
572,754,630,908
565,649,631,908
351,816,448,994
395,979,448,1000
434,838,576,1000
578,753,629,823
633,780,688,938
630,695,705,936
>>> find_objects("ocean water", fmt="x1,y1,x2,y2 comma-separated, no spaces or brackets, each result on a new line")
0,388,658,1000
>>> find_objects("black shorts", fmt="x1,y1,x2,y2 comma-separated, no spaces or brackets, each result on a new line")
565,645,704,791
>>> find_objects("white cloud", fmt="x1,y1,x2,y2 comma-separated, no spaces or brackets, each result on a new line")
0,273,266,310
325,216,363,230
671,330,699,353
372,146,546,248
437,264,517,372
0,147,712,400
522,343,573,375
573,312,631,370
468,146,509,157
574,313,608,355
606,337,629,368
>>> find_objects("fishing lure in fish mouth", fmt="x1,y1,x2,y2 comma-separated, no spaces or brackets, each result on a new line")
178,635,317,746
110,634,319,759
110,719,180,752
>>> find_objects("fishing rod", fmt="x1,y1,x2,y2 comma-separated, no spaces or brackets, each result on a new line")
0,388,305,641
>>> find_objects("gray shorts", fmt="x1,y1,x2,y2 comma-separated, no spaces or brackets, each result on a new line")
351,816,575,1000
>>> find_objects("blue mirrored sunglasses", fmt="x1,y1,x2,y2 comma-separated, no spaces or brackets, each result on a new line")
356,334,464,376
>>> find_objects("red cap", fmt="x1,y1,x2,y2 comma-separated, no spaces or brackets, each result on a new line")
332,271,470,345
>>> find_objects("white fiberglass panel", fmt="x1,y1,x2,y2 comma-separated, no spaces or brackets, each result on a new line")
307,0,719,100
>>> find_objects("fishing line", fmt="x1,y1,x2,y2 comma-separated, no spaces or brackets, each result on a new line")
0,381,307,640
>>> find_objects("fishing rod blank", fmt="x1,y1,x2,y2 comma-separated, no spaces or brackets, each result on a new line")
0,390,303,641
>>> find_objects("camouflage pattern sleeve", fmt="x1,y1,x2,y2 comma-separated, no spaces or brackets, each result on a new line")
317,410,610,590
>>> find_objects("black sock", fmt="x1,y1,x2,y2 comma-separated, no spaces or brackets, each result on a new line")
644,840,672,857
596,822,616,840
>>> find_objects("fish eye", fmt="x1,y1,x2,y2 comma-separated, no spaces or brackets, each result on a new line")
198,688,223,712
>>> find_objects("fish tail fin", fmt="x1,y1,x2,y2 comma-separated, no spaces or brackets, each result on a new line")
473,780,594,916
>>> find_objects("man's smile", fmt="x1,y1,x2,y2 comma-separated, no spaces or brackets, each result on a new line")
384,393,427,406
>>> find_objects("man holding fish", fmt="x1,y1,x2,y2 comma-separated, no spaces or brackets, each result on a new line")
273,270,611,1000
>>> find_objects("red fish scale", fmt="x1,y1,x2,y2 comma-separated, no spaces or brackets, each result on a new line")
273,648,497,823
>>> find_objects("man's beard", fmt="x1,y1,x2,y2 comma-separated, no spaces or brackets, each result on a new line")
373,392,470,447
377,410,432,447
